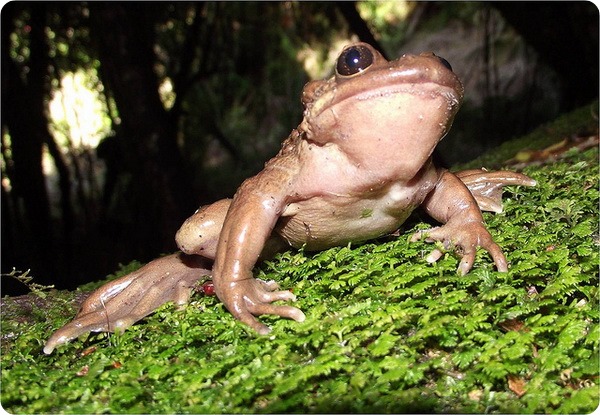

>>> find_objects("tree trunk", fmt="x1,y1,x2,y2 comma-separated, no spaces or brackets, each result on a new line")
89,3,194,259
1,4,60,285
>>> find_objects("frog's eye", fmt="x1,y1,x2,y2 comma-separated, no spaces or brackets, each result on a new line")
336,45,374,76
436,55,453,72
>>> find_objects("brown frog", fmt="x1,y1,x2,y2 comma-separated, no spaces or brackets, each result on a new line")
44,43,535,354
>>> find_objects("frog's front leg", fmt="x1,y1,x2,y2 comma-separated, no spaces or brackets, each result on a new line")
212,170,306,334
411,170,509,275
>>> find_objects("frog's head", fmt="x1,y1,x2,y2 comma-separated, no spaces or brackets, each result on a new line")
300,42,464,178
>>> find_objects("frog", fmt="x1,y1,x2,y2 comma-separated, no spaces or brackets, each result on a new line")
43,42,535,354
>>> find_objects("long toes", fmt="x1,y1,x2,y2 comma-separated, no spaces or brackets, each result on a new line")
251,303,305,322
489,247,508,272
426,249,444,263
43,312,110,354
410,231,423,243
260,289,297,303
458,251,476,275
410,228,439,243
258,279,281,291
235,311,272,335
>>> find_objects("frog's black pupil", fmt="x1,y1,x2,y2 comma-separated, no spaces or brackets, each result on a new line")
345,49,361,69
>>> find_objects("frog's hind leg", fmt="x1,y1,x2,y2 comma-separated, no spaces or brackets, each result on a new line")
455,169,536,213
43,253,210,354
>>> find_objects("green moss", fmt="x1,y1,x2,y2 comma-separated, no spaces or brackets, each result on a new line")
2,103,598,413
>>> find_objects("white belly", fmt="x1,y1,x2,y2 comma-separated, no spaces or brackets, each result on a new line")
276,181,430,250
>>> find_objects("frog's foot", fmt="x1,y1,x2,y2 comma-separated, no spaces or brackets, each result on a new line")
218,278,306,335
411,219,507,275
43,253,211,354
456,169,536,213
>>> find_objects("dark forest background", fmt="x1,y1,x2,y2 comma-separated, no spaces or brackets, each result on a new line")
2,2,598,295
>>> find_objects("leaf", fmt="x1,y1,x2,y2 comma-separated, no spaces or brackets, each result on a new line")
508,375,527,397
452,349,479,370
369,332,398,357
481,361,509,380
557,319,589,349
571,220,595,238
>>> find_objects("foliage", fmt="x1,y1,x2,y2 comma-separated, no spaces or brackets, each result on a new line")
1,104,598,413
356,1,416,49
1,269,54,299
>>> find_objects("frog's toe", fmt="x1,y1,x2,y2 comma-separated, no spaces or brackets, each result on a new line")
236,302,306,335
238,313,272,335
252,303,306,323
481,239,508,273
457,250,476,275
259,279,282,291
43,315,106,354
258,286,297,303
425,248,444,263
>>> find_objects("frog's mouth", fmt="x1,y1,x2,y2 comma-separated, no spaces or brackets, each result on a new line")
353,83,461,108
310,80,462,123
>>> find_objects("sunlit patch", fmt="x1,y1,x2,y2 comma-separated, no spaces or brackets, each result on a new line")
48,69,111,149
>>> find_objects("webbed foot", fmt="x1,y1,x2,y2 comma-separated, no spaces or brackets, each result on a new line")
43,253,210,354
456,169,536,213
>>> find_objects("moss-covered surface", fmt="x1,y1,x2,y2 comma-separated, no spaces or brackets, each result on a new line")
2,102,598,414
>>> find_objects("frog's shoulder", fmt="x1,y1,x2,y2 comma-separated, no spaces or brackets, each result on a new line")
278,128,304,156
256,129,305,180
261,129,306,171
